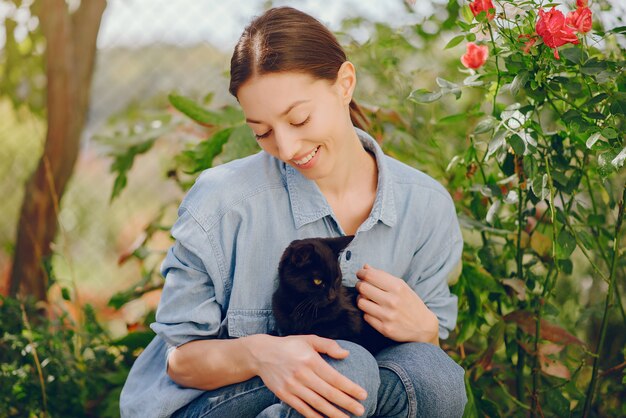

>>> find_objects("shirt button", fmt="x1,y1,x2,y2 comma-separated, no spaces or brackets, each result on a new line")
346,250,352,261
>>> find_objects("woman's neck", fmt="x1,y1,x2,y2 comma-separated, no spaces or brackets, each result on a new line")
315,128,378,204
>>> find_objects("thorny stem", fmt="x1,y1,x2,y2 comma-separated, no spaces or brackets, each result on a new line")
582,184,626,417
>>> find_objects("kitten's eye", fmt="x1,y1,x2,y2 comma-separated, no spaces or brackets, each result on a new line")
313,278,323,286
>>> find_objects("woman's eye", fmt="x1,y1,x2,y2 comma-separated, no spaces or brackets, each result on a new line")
292,116,310,127
255,130,271,140
313,278,322,285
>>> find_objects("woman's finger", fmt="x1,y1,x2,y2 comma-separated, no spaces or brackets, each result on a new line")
356,294,388,320
315,359,368,401
280,391,325,418
303,370,366,417
292,383,350,418
307,335,350,359
355,280,389,305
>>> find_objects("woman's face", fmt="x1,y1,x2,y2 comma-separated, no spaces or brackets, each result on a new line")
237,67,355,181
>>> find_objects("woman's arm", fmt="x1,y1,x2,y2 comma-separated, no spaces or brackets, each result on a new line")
168,334,369,418
167,336,258,390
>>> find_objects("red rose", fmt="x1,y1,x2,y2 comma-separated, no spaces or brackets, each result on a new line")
461,42,489,69
536,7,579,59
576,0,588,7
469,0,495,21
566,7,592,33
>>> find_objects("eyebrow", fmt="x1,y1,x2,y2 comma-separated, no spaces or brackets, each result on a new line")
245,99,310,124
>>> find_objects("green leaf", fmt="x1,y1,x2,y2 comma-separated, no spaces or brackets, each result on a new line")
581,59,608,75
609,25,626,34
560,46,584,65
169,94,223,125
556,229,576,259
610,94,626,115
508,134,525,156
561,110,581,122
438,113,467,124
461,5,474,23
463,74,484,87
586,132,603,149
598,149,620,177
215,124,258,164
61,287,71,301
474,117,497,134
445,35,465,49
588,214,605,226
551,170,569,187
180,127,235,174
601,127,618,139
586,93,608,106
462,374,480,418
510,71,529,97
408,88,443,103
436,77,458,89
558,259,573,274
611,147,626,169
545,389,570,417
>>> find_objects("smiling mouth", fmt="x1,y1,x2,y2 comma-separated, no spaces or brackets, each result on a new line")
292,146,320,166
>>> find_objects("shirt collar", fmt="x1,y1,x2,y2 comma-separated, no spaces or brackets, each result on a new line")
281,127,397,230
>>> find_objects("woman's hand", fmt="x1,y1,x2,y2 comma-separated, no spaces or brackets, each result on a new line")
355,264,439,345
247,334,368,418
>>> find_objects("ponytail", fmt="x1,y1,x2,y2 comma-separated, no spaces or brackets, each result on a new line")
349,99,370,131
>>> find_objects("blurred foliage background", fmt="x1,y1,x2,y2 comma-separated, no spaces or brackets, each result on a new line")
1,0,625,416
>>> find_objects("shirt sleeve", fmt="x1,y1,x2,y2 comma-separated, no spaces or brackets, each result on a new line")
150,206,224,348
405,191,463,340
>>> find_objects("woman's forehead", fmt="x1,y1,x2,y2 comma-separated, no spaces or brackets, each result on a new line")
237,72,331,120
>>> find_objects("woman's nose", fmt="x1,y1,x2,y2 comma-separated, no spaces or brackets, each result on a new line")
274,128,299,162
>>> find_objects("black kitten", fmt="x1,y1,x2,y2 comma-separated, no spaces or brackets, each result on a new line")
272,236,394,354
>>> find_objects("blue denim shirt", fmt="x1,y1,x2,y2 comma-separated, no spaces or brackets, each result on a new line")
120,128,463,417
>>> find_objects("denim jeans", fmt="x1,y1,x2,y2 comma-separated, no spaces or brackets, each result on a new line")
171,340,467,418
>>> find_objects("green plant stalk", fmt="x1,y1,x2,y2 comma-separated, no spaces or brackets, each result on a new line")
20,302,48,418
516,326,526,403
515,177,528,406
561,208,609,283
530,156,562,416
494,376,532,411
516,181,524,282
582,184,626,418
487,21,501,117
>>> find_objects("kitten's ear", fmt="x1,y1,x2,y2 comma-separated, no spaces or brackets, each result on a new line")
324,235,354,256
291,243,315,267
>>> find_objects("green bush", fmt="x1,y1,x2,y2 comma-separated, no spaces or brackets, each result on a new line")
0,296,151,417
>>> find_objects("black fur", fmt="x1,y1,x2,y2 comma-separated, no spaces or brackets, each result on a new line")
272,236,394,354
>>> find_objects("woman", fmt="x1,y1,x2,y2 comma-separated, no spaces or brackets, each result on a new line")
121,7,466,418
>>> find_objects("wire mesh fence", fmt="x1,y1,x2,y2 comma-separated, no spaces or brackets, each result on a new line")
0,0,241,309
1,0,423,305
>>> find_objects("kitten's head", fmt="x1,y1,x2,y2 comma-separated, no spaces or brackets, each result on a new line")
278,236,354,304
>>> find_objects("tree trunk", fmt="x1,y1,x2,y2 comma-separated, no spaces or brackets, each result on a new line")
9,0,107,300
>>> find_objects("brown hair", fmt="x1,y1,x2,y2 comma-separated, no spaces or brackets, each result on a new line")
229,6,369,130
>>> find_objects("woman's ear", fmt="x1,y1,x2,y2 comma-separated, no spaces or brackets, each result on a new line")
335,61,356,105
